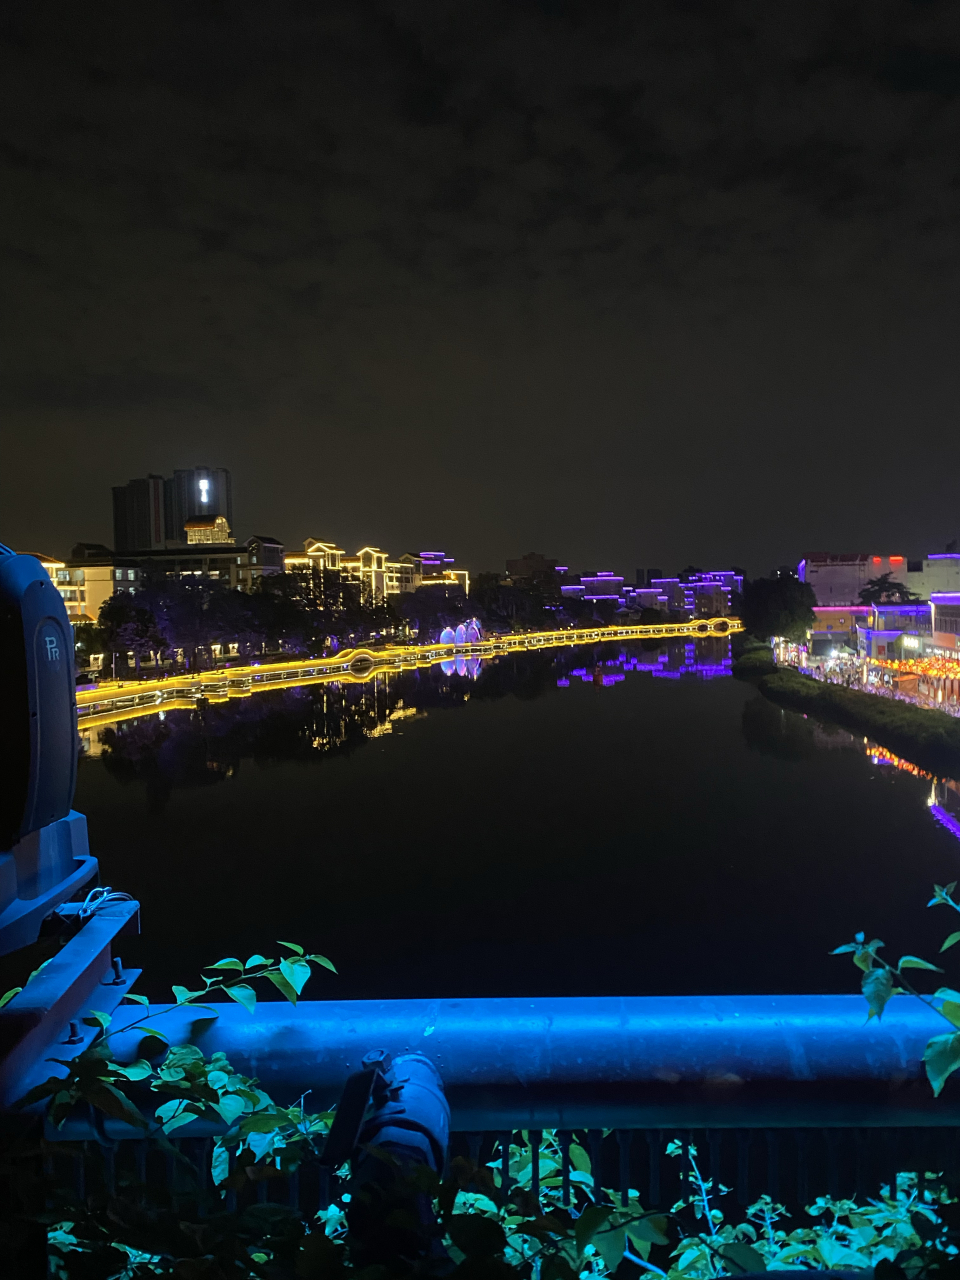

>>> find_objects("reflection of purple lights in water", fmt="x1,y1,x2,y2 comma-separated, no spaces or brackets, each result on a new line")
651,663,732,680
931,804,960,843
437,655,481,679
436,643,732,690
556,645,732,689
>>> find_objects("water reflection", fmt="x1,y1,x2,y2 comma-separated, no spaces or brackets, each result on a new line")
559,637,732,687
75,632,960,1000
80,638,731,811
742,692,960,841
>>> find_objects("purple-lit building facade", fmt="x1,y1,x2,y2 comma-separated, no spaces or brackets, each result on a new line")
560,568,741,617
799,551,960,606
797,551,960,658
648,571,742,615
931,594,960,656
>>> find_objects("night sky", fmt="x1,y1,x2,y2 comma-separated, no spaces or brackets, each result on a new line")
3,1,960,575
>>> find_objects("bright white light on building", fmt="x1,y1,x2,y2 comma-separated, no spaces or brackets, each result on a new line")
199,478,210,503
902,634,920,649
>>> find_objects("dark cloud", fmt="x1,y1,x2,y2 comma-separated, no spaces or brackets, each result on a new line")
3,1,960,571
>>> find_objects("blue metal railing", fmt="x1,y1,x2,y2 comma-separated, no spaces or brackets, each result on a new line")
6,913,960,1214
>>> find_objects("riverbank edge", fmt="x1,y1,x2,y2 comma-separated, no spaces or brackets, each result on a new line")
756,666,960,776
731,647,777,677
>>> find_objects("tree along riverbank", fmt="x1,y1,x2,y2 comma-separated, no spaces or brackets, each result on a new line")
730,646,777,677
754,666,960,776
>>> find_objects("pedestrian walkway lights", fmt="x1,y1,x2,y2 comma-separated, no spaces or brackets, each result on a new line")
0,545,98,955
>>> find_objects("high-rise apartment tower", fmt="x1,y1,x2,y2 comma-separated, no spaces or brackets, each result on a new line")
112,467,233,552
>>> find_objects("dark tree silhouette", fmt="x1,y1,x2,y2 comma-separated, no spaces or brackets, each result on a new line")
858,572,921,605
741,575,816,641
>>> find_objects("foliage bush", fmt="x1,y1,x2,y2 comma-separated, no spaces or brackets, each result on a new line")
1,936,960,1274
834,881,960,1097
11,917,960,1275
758,668,960,776
32,1123,960,1278
730,647,776,678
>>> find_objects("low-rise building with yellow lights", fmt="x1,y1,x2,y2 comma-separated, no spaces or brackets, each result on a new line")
808,605,871,657
24,547,141,623
342,546,389,605
286,541,469,601
284,539,346,575
185,515,232,545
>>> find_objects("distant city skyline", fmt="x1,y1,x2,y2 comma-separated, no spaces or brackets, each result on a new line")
12,470,960,584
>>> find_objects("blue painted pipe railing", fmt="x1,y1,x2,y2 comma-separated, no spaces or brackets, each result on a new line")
89,993,958,1131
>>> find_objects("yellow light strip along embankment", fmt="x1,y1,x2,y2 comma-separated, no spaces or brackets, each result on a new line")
76,617,743,724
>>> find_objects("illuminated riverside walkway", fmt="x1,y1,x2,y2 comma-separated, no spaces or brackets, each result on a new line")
76,616,743,729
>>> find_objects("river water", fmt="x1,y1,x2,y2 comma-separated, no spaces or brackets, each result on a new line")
73,639,960,1002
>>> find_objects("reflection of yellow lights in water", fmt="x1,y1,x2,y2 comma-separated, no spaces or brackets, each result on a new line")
865,742,936,780
76,618,741,728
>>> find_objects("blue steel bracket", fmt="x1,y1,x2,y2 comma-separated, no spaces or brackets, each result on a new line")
0,811,99,956
0,897,141,1111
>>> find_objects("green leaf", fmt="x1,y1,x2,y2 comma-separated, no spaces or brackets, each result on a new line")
205,958,244,972
123,993,150,1006
82,1011,112,1030
308,954,337,974
155,1098,198,1133
137,1026,169,1043
111,1060,154,1081
848,938,886,973
27,957,54,984
212,1139,230,1186
862,966,894,1018
244,955,271,969
898,956,943,972
942,1001,960,1029
84,1080,148,1130
266,970,298,1005
446,1214,507,1258
593,1225,626,1272
924,1032,960,1096
935,988,960,1003
172,986,205,1005
277,941,304,956
240,1110,286,1133
575,1204,614,1256
0,986,23,1009
830,944,857,955
225,984,256,1015
212,1094,246,1126
13,1074,72,1110
626,1214,670,1246
279,956,312,996
942,932,960,953
720,1242,768,1273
